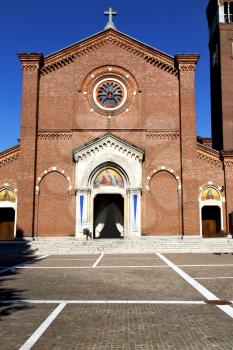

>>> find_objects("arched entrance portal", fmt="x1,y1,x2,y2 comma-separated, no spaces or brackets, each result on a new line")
202,206,221,238
0,188,17,240
94,194,124,238
200,186,225,237
74,133,144,238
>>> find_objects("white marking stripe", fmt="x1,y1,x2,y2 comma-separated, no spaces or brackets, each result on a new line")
0,299,206,305
103,257,161,260
19,302,66,350
0,254,49,274
179,264,233,267
92,253,104,268
48,258,98,261
157,253,233,319
195,276,233,280
4,265,168,269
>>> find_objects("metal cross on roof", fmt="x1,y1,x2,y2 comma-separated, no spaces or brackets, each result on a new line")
104,7,117,30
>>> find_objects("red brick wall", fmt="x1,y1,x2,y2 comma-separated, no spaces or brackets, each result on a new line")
37,172,72,236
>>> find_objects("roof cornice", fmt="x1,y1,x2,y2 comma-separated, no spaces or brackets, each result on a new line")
41,29,178,76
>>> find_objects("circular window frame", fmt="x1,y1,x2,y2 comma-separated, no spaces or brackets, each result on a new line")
93,77,128,112
81,66,139,116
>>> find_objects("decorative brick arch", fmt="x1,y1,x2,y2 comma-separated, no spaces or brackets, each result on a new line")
146,167,181,193
36,167,72,193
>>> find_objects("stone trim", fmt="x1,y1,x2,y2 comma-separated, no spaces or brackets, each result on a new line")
145,131,180,140
0,146,20,168
41,32,177,76
73,132,144,162
36,167,72,194
37,132,72,140
0,183,18,194
146,167,181,193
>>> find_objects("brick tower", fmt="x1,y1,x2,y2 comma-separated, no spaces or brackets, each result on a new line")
206,0,233,151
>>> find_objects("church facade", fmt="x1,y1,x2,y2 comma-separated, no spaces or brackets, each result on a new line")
0,2,233,240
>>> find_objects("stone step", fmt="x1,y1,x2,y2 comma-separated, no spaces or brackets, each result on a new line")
0,237,232,254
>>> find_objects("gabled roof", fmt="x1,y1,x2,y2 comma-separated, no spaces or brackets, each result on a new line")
73,132,145,162
41,28,178,76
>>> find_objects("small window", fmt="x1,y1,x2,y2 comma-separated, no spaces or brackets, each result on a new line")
224,2,229,22
224,2,233,22
230,3,233,22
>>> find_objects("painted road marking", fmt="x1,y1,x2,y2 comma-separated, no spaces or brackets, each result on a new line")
2,265,168,269
0,299,206,305
178,264,233,267
48,258,98,261
157,253,233,319
0,254,49,274
195,276,233,280
92,253,104,268
19,302,66,350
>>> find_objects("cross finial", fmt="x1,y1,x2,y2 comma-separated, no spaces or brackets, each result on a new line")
104,7,117,30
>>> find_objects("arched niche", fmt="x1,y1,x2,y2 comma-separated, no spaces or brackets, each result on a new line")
37,172,71,237
146,170,180,235
0,187,17,240
199,186,225,237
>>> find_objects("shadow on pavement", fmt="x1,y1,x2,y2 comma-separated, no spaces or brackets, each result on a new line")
0,233,38,321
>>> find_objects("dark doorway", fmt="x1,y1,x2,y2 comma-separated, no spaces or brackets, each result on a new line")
94,194,124,239
202,206,221,238
0,208,15,240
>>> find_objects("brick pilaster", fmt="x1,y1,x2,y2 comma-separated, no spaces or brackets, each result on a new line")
176,54,200,235
17,53,43,236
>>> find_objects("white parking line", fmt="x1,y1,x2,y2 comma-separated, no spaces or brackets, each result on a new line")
19,302,66,350
48,258,97,261
0,254,49,274
178,264,233,267
195,276,233,280
92,253,104,268
4,265,168,269
0,299,206,305
103,257,161,260
157,253,233,319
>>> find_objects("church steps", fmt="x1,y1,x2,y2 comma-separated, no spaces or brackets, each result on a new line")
0,237,232,255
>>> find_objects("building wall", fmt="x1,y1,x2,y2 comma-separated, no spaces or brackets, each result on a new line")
1,30,232,238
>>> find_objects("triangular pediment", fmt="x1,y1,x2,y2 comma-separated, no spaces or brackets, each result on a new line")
41,29,177,75
73,132,145,162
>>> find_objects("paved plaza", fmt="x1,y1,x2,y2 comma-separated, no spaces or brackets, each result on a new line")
0,252,233,349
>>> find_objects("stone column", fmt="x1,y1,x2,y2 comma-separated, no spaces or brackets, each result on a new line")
17,53,43,237
175,54,200,235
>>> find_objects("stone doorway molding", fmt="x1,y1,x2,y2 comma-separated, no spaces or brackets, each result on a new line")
199,184,224,236
73,133,144,238
0,186,18,239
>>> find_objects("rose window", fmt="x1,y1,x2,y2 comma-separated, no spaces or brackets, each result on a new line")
93,78,127,111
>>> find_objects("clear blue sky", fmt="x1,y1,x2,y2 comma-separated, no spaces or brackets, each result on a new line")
0,0,210,151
